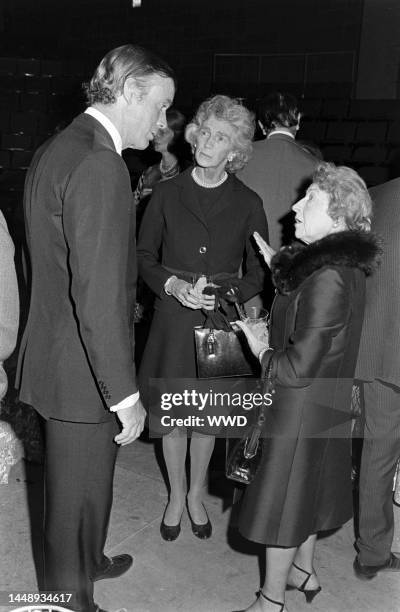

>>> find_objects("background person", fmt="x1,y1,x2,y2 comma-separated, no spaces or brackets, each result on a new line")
238,91,318,252
238,92,319,311
133,107,188,348
235,162,380,612
0,210,20,484
16,44,174,612
133,107,187,214
354,176,400,579
138,94,268,543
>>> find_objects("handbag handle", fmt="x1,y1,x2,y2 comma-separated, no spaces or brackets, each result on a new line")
243,352,275,459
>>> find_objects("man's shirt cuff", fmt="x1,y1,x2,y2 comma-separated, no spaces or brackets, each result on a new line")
110,391,140,412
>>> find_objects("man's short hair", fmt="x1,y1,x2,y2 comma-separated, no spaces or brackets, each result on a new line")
83,44,176,105
258,91,300,131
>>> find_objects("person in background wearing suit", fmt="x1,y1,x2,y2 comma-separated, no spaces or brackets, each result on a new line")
16,44,175,612
0,210,19,483
238,92,318,310
138,95,268,543
354,177,400,579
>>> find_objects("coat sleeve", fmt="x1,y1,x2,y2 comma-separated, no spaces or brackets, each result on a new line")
0,213,19,400
62,150,137,407
237,195,269,301
137,185,172,297
263,268,351,387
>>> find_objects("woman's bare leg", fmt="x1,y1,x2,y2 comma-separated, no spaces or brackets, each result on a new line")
162,427,187,525
187,431,215,523
288,533,320,589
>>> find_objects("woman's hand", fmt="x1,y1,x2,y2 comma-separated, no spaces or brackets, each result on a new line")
236,320,269,358
168,278,204,309
190,276,216,311
254,231,276,269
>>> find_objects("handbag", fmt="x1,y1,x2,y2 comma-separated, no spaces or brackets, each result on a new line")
194,283,261,379
226,353,274,485
194,322,259,378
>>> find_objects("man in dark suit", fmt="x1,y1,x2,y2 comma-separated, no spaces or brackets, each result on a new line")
238,92,318,252
16,44,175,612
237,92,318,310
354,177,400,579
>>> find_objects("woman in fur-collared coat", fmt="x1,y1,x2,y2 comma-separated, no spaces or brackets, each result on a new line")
234,162,381,612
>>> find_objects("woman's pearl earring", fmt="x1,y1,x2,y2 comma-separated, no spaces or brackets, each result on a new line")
227,153,234,162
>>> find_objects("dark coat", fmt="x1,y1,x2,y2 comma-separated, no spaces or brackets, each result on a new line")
239,230,381,547
16,114,138,422
356,177,400,386
137,168,268,433
237,133,318,250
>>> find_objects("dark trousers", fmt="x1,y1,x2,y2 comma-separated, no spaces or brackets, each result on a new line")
357,380,400,565
44,418,118,612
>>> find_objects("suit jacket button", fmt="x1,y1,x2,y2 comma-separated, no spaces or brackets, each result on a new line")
199,246,207,254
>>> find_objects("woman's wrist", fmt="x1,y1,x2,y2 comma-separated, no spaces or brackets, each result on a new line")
164,275,178,295
258,347,271,363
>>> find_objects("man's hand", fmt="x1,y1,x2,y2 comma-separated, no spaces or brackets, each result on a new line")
114,398,146,446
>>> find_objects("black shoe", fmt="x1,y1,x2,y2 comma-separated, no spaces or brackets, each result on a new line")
160,517,181,541
286,562,322,603
353,553,400,580
93,554,133,582
187,503,212,539
232,590,285,612
160,505,182,541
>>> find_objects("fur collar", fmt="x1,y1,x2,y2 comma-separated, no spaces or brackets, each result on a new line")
271,230,382,294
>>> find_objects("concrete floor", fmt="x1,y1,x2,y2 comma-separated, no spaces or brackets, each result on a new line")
0,438,399,612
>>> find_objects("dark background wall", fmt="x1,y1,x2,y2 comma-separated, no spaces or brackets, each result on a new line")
0,0,365,107
0,0,400,210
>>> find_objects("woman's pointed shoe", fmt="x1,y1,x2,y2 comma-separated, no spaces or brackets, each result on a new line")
160,518,181,541
187,502,212,539
286,562,321,603
231,590,286,612
160,505,182,541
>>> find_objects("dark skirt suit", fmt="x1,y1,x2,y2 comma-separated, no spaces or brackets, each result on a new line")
137,168,268,434
238,231,381,547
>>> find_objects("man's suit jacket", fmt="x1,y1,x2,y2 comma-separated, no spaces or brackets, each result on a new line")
0,211,19,400
238,133,318,250
17,114,137,422
356,177,400,386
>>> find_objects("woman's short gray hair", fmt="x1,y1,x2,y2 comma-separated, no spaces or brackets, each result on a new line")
83,44,175,105
185,95,255,173
313,162,372,232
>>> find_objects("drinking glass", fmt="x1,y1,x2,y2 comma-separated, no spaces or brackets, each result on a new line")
245,306,269,342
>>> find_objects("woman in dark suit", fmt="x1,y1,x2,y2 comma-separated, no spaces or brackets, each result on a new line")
137,95,268,541
235,162,381,612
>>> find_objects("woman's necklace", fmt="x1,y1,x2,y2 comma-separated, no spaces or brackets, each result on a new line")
191,167,228,188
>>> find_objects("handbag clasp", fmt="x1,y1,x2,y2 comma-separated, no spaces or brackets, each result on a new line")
207,329,216,356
